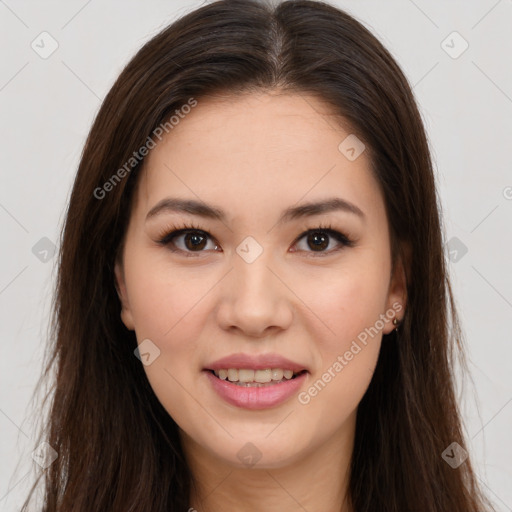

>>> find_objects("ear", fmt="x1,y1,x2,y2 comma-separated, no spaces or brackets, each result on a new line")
382,243,409,335
114,259,135,331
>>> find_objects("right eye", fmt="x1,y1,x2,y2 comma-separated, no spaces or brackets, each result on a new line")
157,225,221,256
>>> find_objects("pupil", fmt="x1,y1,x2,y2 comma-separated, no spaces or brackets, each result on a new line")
185,232,206,251
308,232,328,251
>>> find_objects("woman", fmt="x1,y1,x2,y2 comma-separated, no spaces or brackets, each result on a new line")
21,0,496,510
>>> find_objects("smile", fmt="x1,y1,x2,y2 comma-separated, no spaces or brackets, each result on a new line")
204,369,308,409
212,368,305,386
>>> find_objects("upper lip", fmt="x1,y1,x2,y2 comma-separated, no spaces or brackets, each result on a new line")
205,353,308,373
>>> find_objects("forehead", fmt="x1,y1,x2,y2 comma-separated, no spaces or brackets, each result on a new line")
134,91,384,225
155,91,351,154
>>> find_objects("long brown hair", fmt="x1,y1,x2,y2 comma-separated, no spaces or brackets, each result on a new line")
20,0,495,510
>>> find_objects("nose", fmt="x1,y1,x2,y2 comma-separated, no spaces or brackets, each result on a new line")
215,247,293,338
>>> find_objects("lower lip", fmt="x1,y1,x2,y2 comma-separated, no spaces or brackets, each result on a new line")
204,370,308,410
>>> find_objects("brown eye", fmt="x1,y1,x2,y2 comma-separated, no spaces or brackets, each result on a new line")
292,228,354,256
158,228,219,255
306,231,329,251
183,232,208,251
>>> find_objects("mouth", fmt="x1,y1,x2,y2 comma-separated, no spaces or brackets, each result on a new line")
203,353,309,409
207,368,308,387
204,367,309,410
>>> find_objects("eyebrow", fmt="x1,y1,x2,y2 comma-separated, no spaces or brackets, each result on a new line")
145,196,365,223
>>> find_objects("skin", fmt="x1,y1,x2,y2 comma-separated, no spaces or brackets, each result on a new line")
115,90,407,512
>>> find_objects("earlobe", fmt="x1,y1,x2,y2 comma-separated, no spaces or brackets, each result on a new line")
383,247,409,335
114,261,135,331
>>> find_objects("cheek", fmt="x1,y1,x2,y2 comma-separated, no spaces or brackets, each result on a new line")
122,253,212,427
296,272,385,431
124,249,211,341
122,250,214,403
322,282,384,374
299,261,390,350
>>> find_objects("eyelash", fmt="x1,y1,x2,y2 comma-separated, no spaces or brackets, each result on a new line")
155,222,355,257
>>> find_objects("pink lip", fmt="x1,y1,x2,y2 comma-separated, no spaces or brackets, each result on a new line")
204,370,308,410
205,352,308,373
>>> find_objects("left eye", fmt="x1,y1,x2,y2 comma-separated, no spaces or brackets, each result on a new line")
292,229,353,254
158,227,353,256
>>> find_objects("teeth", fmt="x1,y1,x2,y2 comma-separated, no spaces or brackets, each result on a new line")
255,369,272,383
271,368,283,381
213,368,301,383
227,368,238,382
238,369,255,382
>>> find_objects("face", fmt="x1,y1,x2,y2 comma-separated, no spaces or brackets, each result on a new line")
115,91,407,470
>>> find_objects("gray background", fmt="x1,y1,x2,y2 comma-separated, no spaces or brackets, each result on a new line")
1,0,511,510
